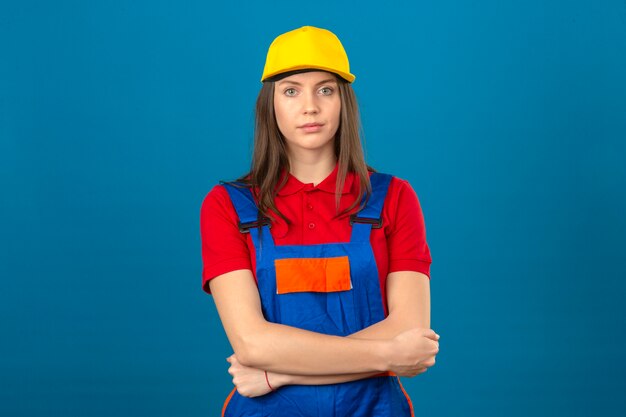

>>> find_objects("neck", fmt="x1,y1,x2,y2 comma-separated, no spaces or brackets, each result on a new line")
288,150,337,186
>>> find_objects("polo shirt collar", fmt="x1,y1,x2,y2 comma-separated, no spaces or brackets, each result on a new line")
276,162,355,196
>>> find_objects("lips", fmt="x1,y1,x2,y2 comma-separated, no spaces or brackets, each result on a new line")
299,122,324,133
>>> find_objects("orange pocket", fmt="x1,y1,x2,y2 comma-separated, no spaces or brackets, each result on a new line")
274,256,352,294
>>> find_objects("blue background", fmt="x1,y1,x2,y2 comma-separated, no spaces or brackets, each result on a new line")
2,0,625,416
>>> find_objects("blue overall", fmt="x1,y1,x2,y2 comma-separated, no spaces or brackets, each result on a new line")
221,172,414,417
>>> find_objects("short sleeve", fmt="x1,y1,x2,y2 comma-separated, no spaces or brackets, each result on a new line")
386,177,432,278
200,184,252,294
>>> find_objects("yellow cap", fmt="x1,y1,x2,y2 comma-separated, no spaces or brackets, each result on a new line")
261,26,356,83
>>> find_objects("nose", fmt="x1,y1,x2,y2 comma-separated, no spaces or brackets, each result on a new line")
303,91,320,115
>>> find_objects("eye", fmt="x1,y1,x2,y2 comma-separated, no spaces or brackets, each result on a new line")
320,87,334,95
284,88,297,97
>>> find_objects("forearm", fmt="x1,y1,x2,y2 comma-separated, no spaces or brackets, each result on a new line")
267,315,407,386
270,369,389,387
239,321,390,376
228,325,436,397
347,314,410,340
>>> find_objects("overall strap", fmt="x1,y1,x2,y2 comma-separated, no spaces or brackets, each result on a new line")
220,181,271,233
220,181,259,226
220,181,274,256
350,173,393,243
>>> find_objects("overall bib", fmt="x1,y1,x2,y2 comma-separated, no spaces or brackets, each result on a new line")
221,173,414,417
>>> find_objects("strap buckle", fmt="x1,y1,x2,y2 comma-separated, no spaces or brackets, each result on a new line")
349,214,383,229
238,217,272,233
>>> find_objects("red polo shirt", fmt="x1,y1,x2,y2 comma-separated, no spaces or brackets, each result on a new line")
200,163,432,313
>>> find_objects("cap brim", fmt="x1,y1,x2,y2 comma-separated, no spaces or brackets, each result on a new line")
261,66,355,83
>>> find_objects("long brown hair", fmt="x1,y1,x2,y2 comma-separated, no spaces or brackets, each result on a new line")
229,71,375,226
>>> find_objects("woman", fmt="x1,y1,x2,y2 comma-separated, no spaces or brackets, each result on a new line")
200,25,440,417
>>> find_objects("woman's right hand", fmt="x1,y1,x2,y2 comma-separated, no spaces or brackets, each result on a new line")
385,328,440,377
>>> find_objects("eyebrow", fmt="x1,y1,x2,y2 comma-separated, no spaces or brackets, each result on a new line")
277,78,338,86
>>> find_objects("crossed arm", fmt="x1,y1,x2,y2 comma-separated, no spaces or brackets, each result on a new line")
209,268,433,390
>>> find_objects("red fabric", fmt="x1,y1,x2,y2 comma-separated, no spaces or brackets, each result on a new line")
200,163,432,313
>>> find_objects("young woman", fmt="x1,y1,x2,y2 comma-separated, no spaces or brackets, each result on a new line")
200,25,440,417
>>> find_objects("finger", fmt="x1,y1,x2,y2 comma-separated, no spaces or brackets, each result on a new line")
407,369,424,377
423,330,439,341
422,357,436,367
424,338,439,352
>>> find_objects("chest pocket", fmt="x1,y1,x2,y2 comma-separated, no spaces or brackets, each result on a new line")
274,256,352,294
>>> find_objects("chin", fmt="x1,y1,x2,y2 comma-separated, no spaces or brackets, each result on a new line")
286,140,334,154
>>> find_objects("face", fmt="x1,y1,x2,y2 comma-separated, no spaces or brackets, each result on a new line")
273,71,341,158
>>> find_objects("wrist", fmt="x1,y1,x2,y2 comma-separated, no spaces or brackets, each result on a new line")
267,371,288,388
374,339,392,372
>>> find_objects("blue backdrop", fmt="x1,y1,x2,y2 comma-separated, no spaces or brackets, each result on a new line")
1,1,625,416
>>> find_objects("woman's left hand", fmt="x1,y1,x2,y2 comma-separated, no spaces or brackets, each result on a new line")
227,354,276,398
